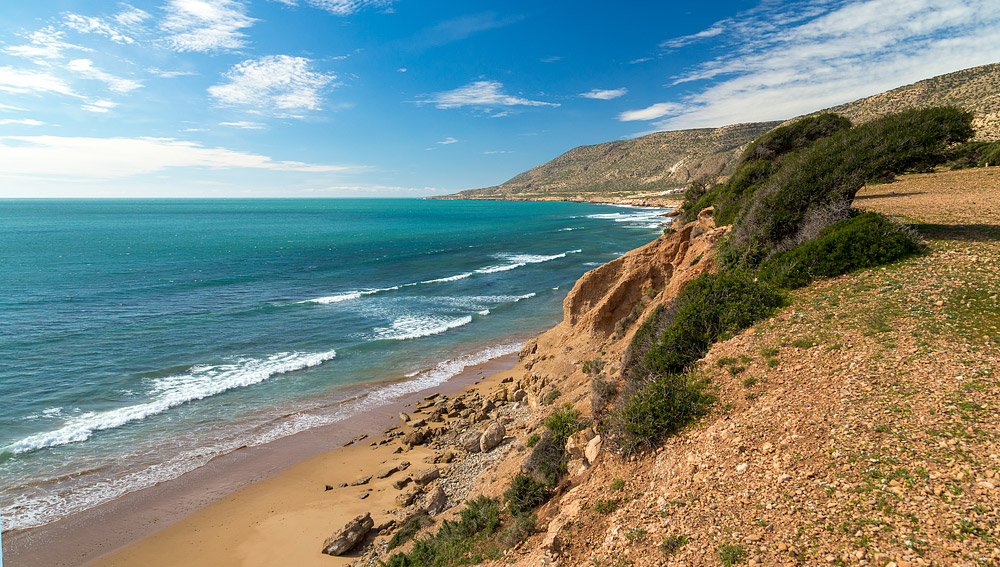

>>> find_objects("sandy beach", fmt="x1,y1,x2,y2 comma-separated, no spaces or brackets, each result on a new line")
4,350,524,567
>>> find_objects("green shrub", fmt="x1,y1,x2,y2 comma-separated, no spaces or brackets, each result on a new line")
525,433,540,448
582,358,605,376
719,543,748,565
790,338,815,348
593,498,619,514
498,513,536,548
524,433,567,486
542,389,561,405
611,371,715,454
660,534,689,555
544,404,582,441
742,376,758,388
759,212,923,289
382,496,501,567
644,272,784,376
610,478,626,492
738,113,852,166
733,107,973,254
716,356,738,368
504,474,550,516
387,511,432,551
590,375,618,413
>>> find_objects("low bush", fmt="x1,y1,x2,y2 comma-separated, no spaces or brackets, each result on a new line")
759,212,923,289
610,371,715,454
590,375,618,413
644,272,784,376
544,404,582,441
524,433,567,486
719,543,748,565
387,511,432,551
504,474,550,517
738,113,852,166
660,534,689,555
497,512,536,548
382,496,501,567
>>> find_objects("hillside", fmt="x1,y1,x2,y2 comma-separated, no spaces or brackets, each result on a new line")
444,62,1000,202
442,121,781,201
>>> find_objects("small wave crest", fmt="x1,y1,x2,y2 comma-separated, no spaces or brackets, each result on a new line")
374,315,473,341
4,349,338,455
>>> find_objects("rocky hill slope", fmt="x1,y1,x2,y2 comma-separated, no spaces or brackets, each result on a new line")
444,62,1000,202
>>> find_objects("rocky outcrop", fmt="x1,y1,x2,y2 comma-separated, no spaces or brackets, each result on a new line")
479,421,506,452
321,513,373,556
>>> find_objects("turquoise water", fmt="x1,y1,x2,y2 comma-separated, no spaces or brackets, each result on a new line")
0,198,666,531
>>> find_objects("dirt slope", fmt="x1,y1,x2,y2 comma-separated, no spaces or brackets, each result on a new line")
474,168,1000,567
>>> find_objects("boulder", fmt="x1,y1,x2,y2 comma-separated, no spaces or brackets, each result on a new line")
403,429,425,446
511,389,528,403
424,485,448,516
395,487,422,507
585,435,603,465
480,421,506,452
350,475,372,486
459,430,482,452
321,512,374,556
398,413,410,424
376,465,401,479
412,466,441,486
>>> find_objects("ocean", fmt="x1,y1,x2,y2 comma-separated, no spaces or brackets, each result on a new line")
0,198,667,532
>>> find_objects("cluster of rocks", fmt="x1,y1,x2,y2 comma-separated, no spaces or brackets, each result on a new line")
320,384,537,560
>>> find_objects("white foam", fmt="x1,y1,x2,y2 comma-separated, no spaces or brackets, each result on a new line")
420,272,474,284
374,315,473,341
587,206,668,227
301,285,401,305
5,349,338,455
474,249,580,274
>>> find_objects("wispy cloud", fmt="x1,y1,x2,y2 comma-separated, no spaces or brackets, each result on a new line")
4,28,90,63
581,88,627,100
81,100,118,113
437,137,458,144
219,120,266,129
0,119,45,126
618,102,684,121
208,55,336,113
67,59,142,93
161,0,256,53
0,136,357,178
416,80,558,110
64,6,150,45
540,56,562,63
483,150,513,154
0,66,78,97
0,104,29,112
409,12,522,49
645,0,1000,130
276,0,396,16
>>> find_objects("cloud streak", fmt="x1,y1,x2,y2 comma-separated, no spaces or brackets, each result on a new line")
67,59,143,93
642,0,1000,130
581,88,627,100
416,80,558,110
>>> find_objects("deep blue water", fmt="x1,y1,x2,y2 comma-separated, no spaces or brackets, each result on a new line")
0,198,666,530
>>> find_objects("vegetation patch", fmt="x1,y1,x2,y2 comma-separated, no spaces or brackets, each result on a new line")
382,496,501,567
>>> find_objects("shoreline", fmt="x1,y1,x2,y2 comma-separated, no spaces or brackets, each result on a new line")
3,348,525,567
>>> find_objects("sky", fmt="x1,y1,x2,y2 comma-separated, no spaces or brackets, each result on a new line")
1,0,999,198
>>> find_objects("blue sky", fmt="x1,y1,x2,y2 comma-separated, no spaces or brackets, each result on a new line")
1,0,999,198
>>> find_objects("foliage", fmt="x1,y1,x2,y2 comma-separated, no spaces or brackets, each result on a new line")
381,496,501,567
643,272,784,375
497,513,536,548
759,212,923,289
387,511,432,551
590,375,618,413
593,498,619,514
610,370,715,454
504,474,551,517
660,535,689,555
719,543,748,565
732,107,973,255
543,404,582,441
738,113,852,166
525,433,540,448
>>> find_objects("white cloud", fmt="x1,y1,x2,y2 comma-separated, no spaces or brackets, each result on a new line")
4,28,90,62
648,0,1000,130
208,55,336,113
618,102,684,121
0,104,29,112
281,0,396,15
161,0,256,53
0,136,356,179
540,56,562,63
437,137,458,144
483,150,514,154
0,67,78,97
219,120,266,129
81,100,118,113
417,80,558,109
580,88,627,100
64,9,147,45
398,67,408,72
148,68,198,78
0,119,45,126
67,59,143,93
